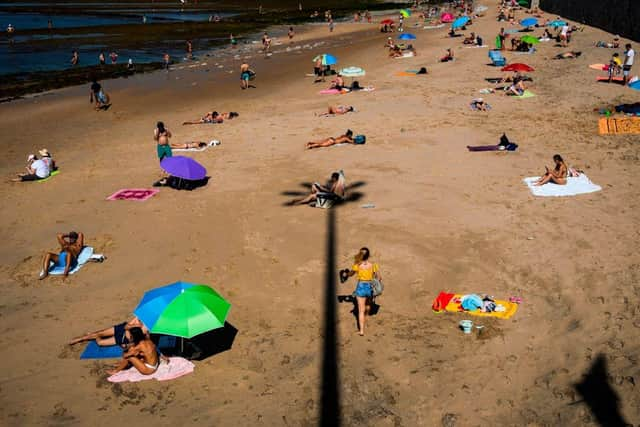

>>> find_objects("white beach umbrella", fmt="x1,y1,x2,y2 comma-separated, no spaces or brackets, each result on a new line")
339,66,366,78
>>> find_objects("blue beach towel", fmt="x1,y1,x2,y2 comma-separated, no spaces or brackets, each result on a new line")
80,341,122,359
47,246,94,275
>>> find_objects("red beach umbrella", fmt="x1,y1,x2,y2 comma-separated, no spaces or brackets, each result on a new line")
501,63,535,72
380,19,394,25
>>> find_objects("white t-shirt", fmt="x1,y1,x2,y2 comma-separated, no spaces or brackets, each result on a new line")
560,25,569,36
625,48,634,66
31,159,50,178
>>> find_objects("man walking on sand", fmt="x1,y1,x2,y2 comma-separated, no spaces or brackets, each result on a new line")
240,61,251,89
623,43,634,85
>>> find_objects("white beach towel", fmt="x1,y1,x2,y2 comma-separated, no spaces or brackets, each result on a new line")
46,246,95,275
172,140,220,152
523,174,602,197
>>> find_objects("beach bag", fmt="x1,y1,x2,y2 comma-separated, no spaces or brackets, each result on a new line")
371,278,384,297
354,135,366,145
315,193,335,209
417,67,428,74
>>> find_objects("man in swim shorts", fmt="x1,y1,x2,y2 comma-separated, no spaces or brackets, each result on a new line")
39,231,84,280
240,61,251,89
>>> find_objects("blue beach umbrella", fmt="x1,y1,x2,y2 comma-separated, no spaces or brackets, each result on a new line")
520,17,538,27
451,16,469,29
548,19,566,27
313,53,337,66
397,33,417,40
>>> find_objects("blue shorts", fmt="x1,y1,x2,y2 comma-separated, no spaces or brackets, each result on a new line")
354,281,373,298
56,251,77,269
241,72,250,81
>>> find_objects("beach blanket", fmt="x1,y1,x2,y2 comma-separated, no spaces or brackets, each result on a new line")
431,292,518,319
172,140,221,152
516,90,535,98
395,71,419,76
523,174,601,197
107,357,195,383
424,24,445,29
107,188,159,201
319,89,342,95
47,246,95,275
465,45,488,48
589,63,607,71
467,144,517,151
596,76,624,83
36,170,60,183
395,52,415,59
598,117,640,135
80,341,122,359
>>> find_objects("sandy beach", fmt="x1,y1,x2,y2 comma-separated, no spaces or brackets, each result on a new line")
0,4,639,426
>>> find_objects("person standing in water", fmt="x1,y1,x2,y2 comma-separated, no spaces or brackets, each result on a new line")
186,40,193,59
329,18,334,33
98,52,106,65
288,26,295,42
71,50,79,66
163,53,170,71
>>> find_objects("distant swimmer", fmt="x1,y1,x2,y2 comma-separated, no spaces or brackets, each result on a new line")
7,24,15,35
71,50,79,66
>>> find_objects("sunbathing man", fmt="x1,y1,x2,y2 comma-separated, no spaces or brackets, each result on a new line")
107,327,167,375
329,74,345,90
68,317,148,347
182,111,239,125
306,129,354,149
534,154,567,186
39,231,84,280
317,105,355,116
293,172,345,205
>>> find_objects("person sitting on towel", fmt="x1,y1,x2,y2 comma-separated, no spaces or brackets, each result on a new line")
107,327,167,376
306,129,354,149
292,172,345,205
440,48,454,62
507,73,526,96
182,111,239,125
12,153,50,182
318,105,355,117
463,32,476,44
39,231,84,280
68,316,148,347
534,154,568,186
329,74,345,90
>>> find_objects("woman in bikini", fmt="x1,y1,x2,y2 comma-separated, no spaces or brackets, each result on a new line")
343,247,382,336
107,327,166,375
317,105,355,116
534,154,567,186
306,129,354,149
182,111,239,125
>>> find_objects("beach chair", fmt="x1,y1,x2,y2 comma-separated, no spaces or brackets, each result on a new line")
488,50,506,66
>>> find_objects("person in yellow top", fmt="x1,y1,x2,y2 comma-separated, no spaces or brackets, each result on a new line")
343,247,382,336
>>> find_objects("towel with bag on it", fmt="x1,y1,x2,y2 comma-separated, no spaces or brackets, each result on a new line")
107,357,195,382
523,174,602,197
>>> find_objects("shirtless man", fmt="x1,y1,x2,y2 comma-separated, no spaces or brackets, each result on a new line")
39,231,84,280
68,317,148,347
182,111,238,125
154,121,172,161
293,172,345,205
306,129,354,149
107,327,167,375
317,105,355,116
330,74,345,90
240,62,251,89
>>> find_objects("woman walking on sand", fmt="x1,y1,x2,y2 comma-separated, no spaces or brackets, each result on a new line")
342,247,382,336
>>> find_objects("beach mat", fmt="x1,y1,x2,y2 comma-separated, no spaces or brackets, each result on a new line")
319,89,342,95
107,357,195,383
596,76,624,82
523,174,601,197
598,117,640,135
432,292,518,319
80,341,122,359
36,170,60,183
395,71,418,76
107,188,159,201
589,63,607,70
516,90,535,98
47,246,94,275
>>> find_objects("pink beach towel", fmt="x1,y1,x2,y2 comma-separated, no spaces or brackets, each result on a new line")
319,89,342,95
107,188,159,201
107,357,195,383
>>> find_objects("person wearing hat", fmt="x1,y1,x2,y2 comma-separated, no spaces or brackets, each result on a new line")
39,232,84,280
12,153,50,182
38,148,56,172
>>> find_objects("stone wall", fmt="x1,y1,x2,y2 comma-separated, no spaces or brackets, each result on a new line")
539,0,639,42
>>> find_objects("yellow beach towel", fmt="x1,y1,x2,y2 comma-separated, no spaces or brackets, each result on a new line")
432,292,518,320
598,117,640,135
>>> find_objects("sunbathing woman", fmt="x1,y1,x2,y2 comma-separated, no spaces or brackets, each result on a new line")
306,129,354,149
534,154,567,186
169,140,219,149
107,327,167,375
182,111,239,125
317,105,355,117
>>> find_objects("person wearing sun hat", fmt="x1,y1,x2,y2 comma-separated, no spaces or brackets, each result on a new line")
38,148,56,171
11,153,50,182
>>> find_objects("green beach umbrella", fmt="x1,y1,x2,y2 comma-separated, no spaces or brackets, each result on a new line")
521,35,539,44
400,9,411,18
134,281,231,339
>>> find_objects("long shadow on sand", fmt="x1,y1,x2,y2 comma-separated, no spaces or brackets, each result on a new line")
574,353,629,427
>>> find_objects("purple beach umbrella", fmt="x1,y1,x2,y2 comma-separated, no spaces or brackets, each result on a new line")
160,156,207,180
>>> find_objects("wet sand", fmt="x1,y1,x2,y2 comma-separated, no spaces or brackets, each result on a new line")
0,5,639,426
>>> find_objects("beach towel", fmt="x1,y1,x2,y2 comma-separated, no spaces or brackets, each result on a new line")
47,246,95,275
395,52,415,59
172,140,221,152
107,188,159,201
596,76,624,83
589,63,607,70
465,45,488,48
467,143,517,151
395,71,419,76
424,24,445,29
319,89,342,95
516,90,535,98
598,117,640,135
80,341,123,359
431,291,518,319
107,357,195,383
36,170,60,183
523,174,601,197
